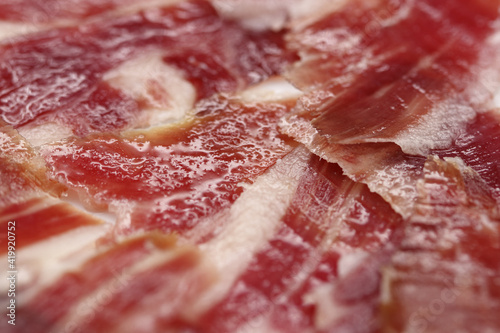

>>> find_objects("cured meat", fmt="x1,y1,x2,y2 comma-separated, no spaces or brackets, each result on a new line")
438,111,500,198
282,0,500,217
2,233,215,333
2,0,500,332
0,0,294,140
0,0,182,23
100,53,196,131
281,109,500,218
284,0,500,155
0,120,106,251
42,97,295,240
381,156,500,332
178,152,403,332
0,120,111,326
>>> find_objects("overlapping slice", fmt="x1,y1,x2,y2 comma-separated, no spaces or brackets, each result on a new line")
2,0,500,332
0,120,112,329
282,108,500,219
42,96,295,240
283,0,500,155
176,151,403,332
281,0,500,217
0,120,106,252
381,156,500,332
1,233,215,333
0,0,295,141
0,0,173,23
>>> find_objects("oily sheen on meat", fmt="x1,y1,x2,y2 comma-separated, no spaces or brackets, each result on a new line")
1,1,500,333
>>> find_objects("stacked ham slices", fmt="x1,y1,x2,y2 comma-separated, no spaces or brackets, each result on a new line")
1,0,500,332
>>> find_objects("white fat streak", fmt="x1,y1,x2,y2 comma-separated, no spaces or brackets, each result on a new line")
17,122,74,147
103,52,196,128
56,241,211,333
62,194,117,225
212,0,291,31
392,100,477,155
303,251,369,330
213,0,349,31
337,251,369,278
483,19,500,111
239,77,303,103
235,316,283,333
288,0,351,31
192,147,310,315
0,224,109,305
376,0,414,28
0,21,42,42
113,247,214,333
303,283,342,330
59,246,180,331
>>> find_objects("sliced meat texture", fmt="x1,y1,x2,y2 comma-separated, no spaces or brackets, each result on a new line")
0,120,105,252
2,0,500,333
0,0,166,23
42,97,296,240
281,108,500,219
0,0,295,137
282,0,500,217
381,156,500,333
175,153,404,333
284,0,500,155
1,233,215,333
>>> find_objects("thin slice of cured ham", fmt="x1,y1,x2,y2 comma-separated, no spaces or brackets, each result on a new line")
2,0,500,332
284,0,500,155
282,0,500,217
0,0,182,23
42,97,295,241
283,109,500,218
0,120,106,251
381,156,500,332
0,0,294,140
1,121,112,327
177,151,403,332
1,233,215,333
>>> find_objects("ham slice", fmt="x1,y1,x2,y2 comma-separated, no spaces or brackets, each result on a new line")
0,0,184,23
282,0,500,217
0,120,104,251
1,120,111,320
381,156,500,332
284,0,500,155
0,0,295,141
42,97,295,241
176,152,403,332
3,233,215,333
2,0,500,332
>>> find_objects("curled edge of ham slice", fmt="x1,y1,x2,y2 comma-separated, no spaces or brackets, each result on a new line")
283,0,500,156
280,114,424,218
281,108,500,220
